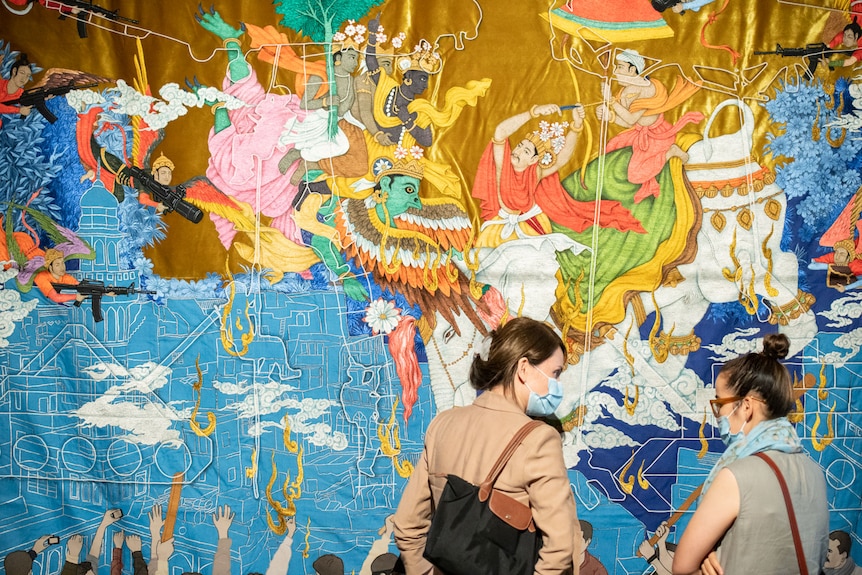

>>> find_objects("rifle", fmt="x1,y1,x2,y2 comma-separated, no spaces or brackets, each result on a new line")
2,82,98,123
126,166,204,224
754,43,849,79
52,279,156,322
51,0,139,39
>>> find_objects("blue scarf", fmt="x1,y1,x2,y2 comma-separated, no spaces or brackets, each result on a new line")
702,417,802,495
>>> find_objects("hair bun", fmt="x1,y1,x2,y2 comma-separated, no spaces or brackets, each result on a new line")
762,333,790,360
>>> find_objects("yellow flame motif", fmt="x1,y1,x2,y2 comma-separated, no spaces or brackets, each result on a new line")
618,451,636,495
697,411,709,459
302,517,311,559
189,356,216,437
517,284,526,318
760,226,779,297
265,445,305,534
377,398,414,478
811,402,836,452
788,371,808,424
220,279,255,357
789,397,805,424
722,230,759,315
462,231,485,300
622,320,636,376
648,292,673,364
245,449,257,479
636,460,649,490
624,384,639,416
283,415,298,453
818,363,828,401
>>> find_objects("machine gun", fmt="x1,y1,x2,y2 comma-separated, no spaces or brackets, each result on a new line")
53,0,139,38
52,280,156,322
2,82,98,123
754,43,847,79
126,166,204,224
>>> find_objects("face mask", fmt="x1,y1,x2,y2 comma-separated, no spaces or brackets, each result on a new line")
716,403,747,447
524,364,564,417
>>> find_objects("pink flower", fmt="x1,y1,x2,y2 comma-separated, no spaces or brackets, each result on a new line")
394,146,409,160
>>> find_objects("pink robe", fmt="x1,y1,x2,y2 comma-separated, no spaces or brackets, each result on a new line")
605,112,703,203
206,69,307,247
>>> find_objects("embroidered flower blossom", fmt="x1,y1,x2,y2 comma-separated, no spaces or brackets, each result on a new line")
409,145,424,159
353,34,365,45
392,33,406,48
364,299,401,335
540,152,553,166
375,30,388,44
333,32,346,42
394,145,408,160
354,24,367,36
549,121,568,137
344,21,356,36
373,158,393,175
551,135,566,154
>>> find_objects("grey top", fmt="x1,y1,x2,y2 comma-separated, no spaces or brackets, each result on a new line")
717,450,829,575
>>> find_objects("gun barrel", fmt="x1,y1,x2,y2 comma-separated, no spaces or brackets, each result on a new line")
128,166,204,224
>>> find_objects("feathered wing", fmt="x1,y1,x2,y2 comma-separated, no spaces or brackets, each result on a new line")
129,37,164,169
336,195,491,332
5,204,95,289
182,177,319,280
34,68,112,90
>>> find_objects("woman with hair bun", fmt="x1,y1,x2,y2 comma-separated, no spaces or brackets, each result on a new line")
392,317,579,575
673,333,829,575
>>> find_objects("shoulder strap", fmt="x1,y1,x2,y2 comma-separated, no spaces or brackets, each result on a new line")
478,420,545,501
754,452,808,575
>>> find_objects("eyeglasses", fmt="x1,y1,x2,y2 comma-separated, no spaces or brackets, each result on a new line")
709,395,767,418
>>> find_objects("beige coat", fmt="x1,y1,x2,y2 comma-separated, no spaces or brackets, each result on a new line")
393,390,578,575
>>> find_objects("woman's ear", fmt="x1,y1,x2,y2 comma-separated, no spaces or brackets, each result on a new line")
515,357,530,382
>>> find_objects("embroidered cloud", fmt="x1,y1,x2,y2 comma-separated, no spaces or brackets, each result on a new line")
109,80,245,131
702,328,761,361
215,379,347,450
73,361,182,446
581,423,640,450
83,361,171,392
819,292,862,328
0,269,38,347
819,327,862,366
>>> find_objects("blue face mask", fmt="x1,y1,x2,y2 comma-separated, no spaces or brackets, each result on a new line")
717,404,747,447
524,364,564,417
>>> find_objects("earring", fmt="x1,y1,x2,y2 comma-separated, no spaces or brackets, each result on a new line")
403,77,412,86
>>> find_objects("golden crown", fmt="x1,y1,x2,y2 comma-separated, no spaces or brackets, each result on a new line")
373,157,425,182
151,153,175,173
397,39,442,75
377,45,396,57
834,238,858,259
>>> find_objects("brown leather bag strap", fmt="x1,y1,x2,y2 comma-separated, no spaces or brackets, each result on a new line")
478,420,545,501
754,452,808,575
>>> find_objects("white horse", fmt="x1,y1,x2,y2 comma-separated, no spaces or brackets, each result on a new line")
427,98,817,430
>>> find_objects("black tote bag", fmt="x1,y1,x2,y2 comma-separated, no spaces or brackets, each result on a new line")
423,420,544,575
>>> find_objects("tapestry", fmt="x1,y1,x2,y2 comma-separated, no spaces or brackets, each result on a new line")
0,0,860,574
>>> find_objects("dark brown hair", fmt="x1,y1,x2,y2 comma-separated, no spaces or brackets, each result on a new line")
719,333,794,418
469,317,566,394
10,53,30,76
